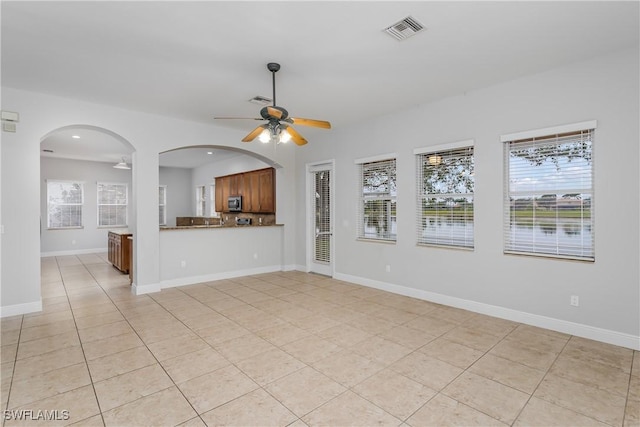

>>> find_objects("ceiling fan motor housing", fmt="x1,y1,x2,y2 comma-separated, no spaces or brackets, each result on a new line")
260,106,288,120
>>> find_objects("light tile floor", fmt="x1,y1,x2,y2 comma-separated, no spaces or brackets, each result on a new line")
1,254,638,426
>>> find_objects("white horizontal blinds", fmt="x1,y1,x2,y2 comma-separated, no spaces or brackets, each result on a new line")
159,186,167,226
358,158,397,241
504,128,594,260
47,181,84,228
195,186,206,216
314,169,331,263
98,183,128,226
416,146,474,248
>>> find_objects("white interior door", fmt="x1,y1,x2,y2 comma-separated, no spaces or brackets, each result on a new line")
308,162,334,276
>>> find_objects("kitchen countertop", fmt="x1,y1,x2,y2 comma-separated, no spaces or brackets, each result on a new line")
160,224,283,230
108,229,132,235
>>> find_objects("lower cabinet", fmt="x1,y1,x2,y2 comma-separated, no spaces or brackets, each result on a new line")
108,231,132,274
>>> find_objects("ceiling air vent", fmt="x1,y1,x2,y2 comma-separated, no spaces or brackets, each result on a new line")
383,16,425,41
248,95,272,106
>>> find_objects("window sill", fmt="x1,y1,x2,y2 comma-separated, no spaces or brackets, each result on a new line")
356,238,396,245
417,243,474,251
98,225,128,229
47,226,84,230
504,250,594,263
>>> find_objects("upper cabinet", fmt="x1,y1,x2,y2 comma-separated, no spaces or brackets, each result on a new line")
215,167,275,214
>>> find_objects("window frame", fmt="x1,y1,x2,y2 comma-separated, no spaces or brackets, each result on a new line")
502,120,596,261
195,185,206,217
209,183,218,217
46,180,85,229
97,182,128,228
355,154,397,243
159,185,167,226
415,140,475,250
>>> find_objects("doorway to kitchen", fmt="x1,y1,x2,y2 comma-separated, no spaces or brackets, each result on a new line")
307,161,334,276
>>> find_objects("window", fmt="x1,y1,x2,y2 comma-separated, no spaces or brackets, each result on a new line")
196,185,206,216
97,183,128,227
159,185,167,226
356,155,397,241
47,180,84,229
209,184,217,217
502,121,595,260
416,141,474,249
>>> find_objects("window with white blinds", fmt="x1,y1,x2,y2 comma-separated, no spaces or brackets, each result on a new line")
97,183,128,227
356,156,397,242
415,142,474,249
47,180,84,229
195,185,206,217
159,185,167,226
503,123,595,261
209,184,217,217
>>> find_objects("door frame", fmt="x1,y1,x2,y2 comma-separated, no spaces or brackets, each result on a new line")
305,160,335,277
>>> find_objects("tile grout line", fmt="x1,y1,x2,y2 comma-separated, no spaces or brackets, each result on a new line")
57,255,109,427
81,258,210,426
1,313,24,426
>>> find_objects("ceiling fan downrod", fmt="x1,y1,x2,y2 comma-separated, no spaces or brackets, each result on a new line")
267,62,280,107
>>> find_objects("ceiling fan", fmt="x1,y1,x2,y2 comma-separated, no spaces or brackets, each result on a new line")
214,63,331,146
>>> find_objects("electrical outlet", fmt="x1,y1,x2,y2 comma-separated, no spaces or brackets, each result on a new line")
180,260,186,268
71,240,76,245
570,295,579,307
385,265,391,273
253,253,258,260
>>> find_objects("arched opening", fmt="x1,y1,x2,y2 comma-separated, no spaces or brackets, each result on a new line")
158,145,282,227
40,124,136,289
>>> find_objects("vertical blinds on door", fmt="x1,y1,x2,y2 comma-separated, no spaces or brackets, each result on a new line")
503,126,594,260
314,170,331,263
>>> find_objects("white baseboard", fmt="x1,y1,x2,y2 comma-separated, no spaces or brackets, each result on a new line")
160,265,284,289
1,300,43,318
131,282,161,296
41,247,106,257
284,264,305,272
335,272,640,351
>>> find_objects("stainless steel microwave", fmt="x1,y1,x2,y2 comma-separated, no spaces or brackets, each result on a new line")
228,196,242,212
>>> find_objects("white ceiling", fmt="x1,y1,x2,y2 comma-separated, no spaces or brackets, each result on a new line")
3,1,639,166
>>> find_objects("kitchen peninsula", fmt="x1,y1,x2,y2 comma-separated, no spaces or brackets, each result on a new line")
155,166,285,291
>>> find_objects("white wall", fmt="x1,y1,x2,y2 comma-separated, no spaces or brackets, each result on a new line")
159,226,284,287
296,48,639,348
0,87,298,313
40,157,133,254
159,166,192,227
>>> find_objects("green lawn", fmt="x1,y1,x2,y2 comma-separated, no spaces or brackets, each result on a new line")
511,209,590,219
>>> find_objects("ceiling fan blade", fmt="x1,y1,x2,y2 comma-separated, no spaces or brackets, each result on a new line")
290,117,331,129
284,125,308,146
214,117,263,120
266,106,283,119
242,125,266,142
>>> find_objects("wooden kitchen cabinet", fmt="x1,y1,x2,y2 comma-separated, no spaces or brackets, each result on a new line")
256,168,275,213
214,167,275,213
215,178,224,213
108,231,132,274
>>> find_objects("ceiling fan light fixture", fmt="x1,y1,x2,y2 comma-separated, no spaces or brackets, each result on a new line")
259,129,271,143
280,129,291,143
113,157,131,170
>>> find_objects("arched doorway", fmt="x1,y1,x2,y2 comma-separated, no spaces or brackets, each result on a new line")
39,124,136,292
